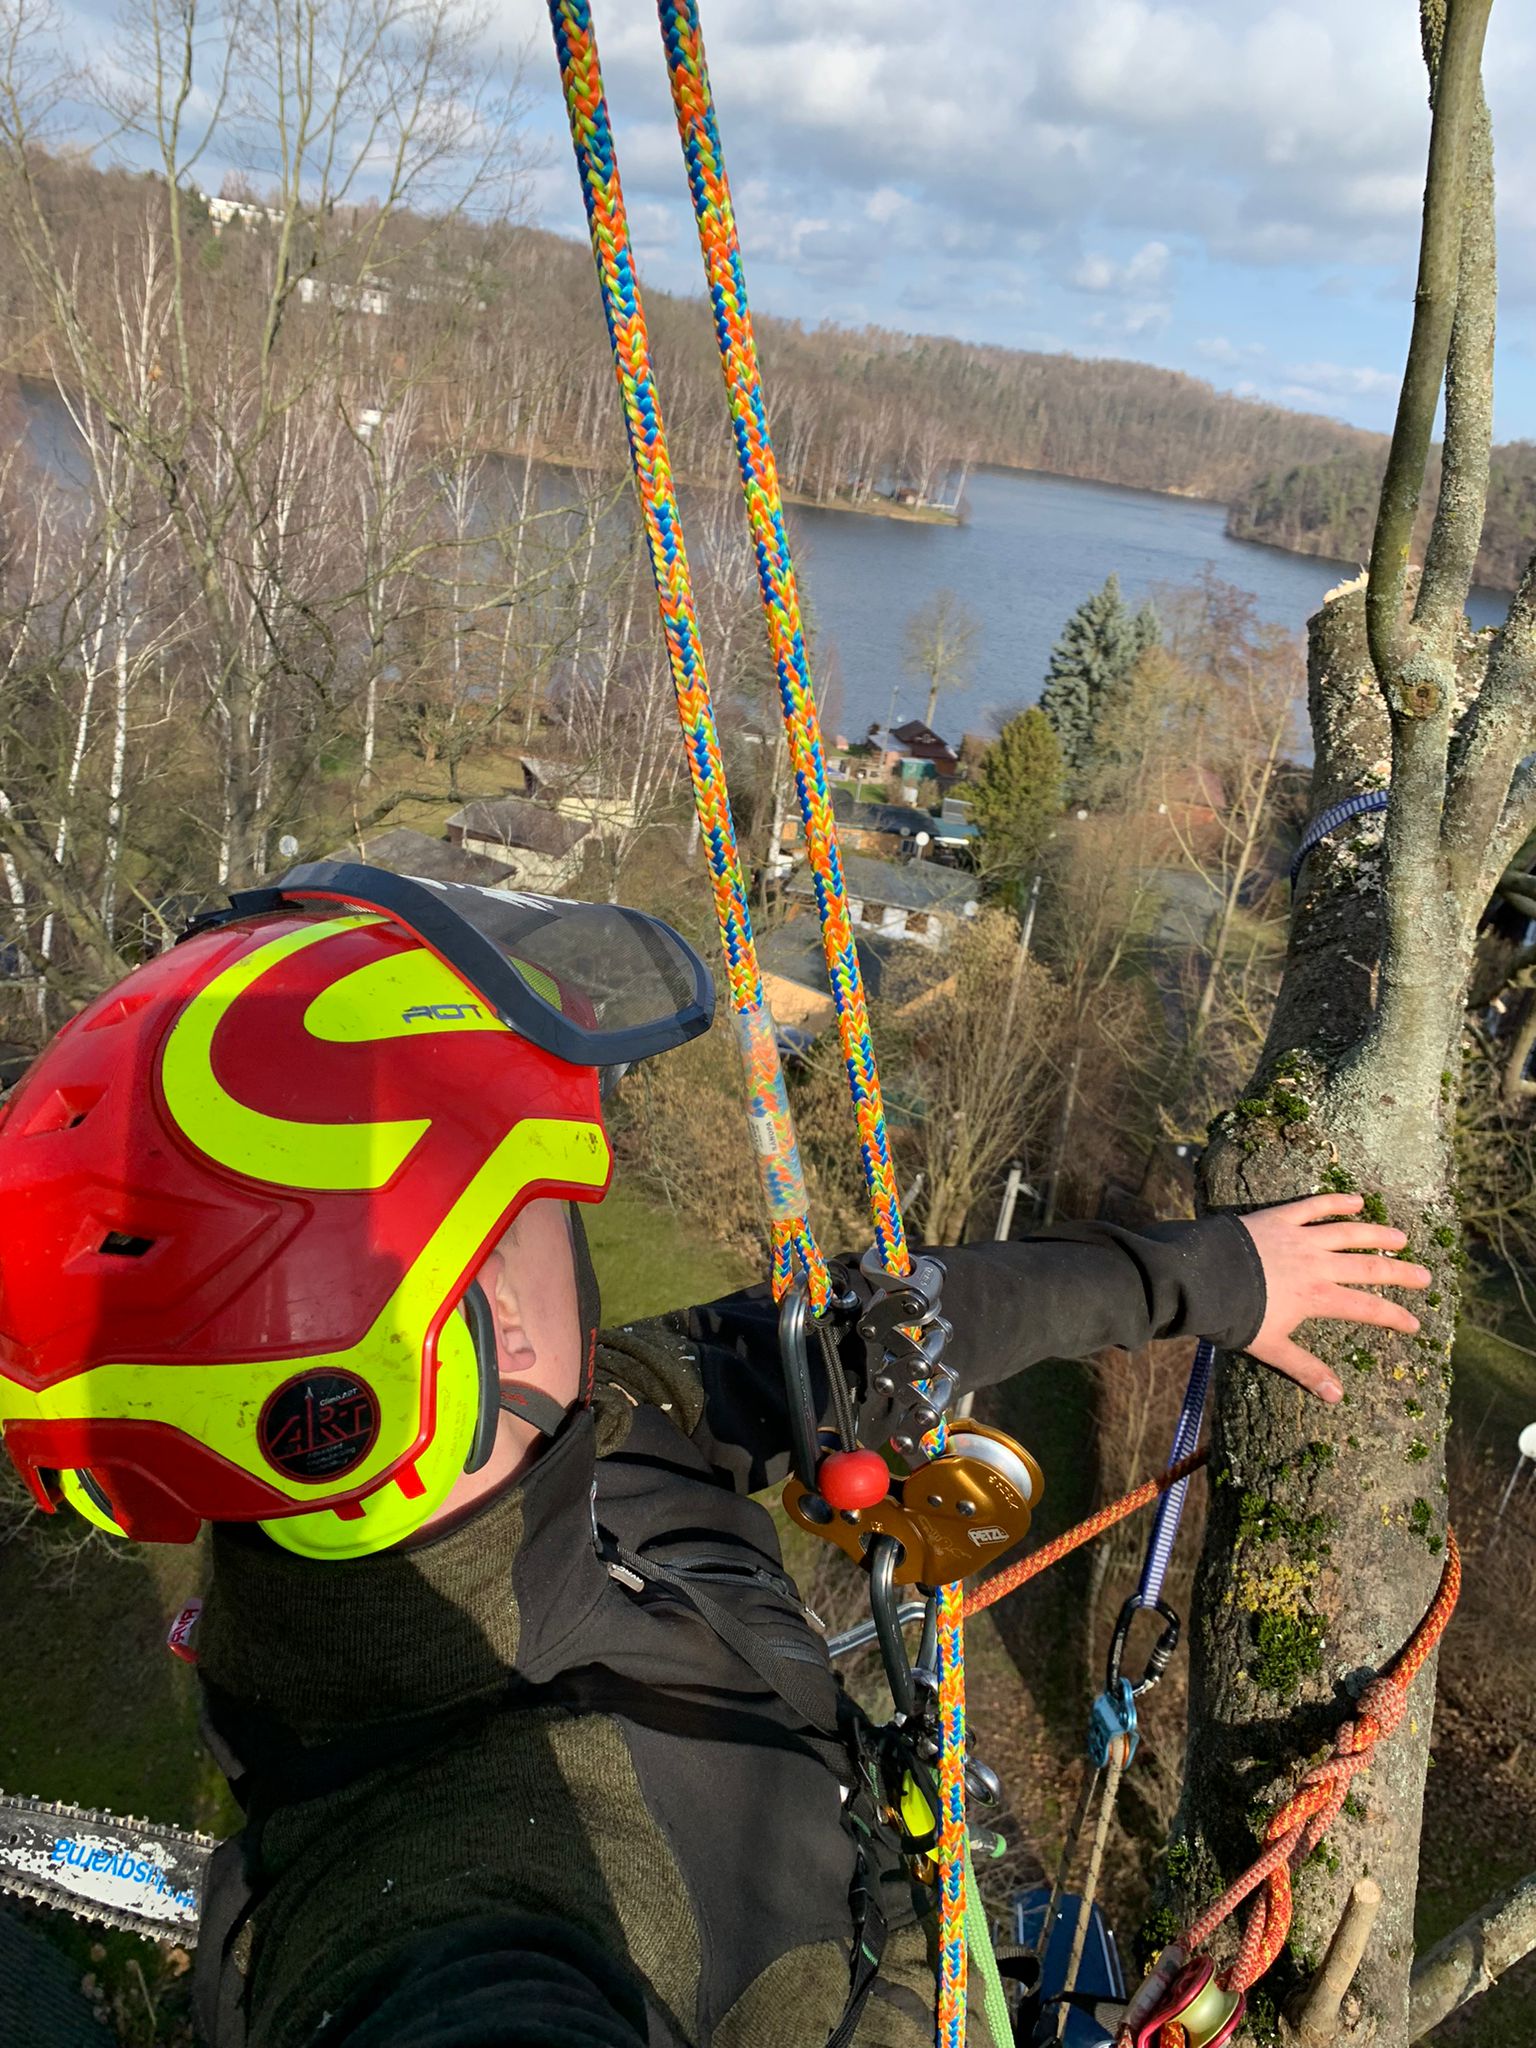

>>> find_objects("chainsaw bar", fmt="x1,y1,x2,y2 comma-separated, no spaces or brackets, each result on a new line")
0,1791,215,1942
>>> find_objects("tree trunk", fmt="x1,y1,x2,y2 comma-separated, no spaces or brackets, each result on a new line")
1165,586,1459,2045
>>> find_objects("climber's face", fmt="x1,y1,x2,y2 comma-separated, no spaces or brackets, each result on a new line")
414,1200,583,1539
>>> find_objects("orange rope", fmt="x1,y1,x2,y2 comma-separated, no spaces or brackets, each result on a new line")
963,1450,1208,1619
1183,1526,1460,1996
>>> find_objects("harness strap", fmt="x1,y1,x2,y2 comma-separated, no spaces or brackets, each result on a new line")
825,1835,890,2048
602,1538,841,1735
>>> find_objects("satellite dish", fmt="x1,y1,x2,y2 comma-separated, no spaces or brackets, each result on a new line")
278,834,300,860
914,831,931,847
1520,1420,1536,1460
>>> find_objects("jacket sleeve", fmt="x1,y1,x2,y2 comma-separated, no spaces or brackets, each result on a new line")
661,1214,1265,1494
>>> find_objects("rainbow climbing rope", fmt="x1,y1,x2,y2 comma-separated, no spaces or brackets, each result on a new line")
548,3,971,2037
653,7,967,2031
546,0,823,1304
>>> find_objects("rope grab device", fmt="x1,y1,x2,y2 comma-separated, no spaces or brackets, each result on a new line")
543,8,1461,2046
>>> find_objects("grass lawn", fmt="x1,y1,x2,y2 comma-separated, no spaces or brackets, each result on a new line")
1408,1314,1536,2046
585,1180,758,1325
1451,1318,1536,1455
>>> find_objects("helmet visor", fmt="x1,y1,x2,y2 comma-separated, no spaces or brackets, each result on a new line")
233,862,715,1068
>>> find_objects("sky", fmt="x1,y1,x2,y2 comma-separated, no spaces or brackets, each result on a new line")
497,0,1536,440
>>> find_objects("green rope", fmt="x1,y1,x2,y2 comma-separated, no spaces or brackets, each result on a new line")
963,1834,1013,2048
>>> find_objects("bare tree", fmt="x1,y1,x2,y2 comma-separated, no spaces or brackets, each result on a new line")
0,0,526,929
1161,8,1536,2041
903,586,977,731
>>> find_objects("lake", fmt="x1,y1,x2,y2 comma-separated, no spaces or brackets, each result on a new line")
790,467,1508,741
16,369,1507,748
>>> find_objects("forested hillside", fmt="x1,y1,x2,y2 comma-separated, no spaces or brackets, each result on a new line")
0,156,1374,513
1227,438,1536,588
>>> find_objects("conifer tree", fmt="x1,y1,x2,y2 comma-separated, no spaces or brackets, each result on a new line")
1039,574,1160,787
971,707,1064,890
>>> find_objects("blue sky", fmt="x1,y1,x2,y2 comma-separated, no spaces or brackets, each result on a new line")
500,0,1536,440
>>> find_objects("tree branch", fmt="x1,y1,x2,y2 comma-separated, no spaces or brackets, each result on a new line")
1413,36,1495,648
1409,1872,1536,2039
1366,0,1491,699
1294,1877,1383,2046
1448,557,1536,894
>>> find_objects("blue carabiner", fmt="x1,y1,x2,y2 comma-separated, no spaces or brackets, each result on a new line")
1088,1677,1139,1768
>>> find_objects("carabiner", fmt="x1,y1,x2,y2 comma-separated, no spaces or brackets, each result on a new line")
1106,1594,1181,1699
1088,1677,1139,1768
777,1279,822,1493
868,1532,916,1719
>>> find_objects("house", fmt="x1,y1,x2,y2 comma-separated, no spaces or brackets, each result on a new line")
782,851,977,949
863,719,961,786
756,927,897,1047
332,826,516,890
516,756,642,837
932,796,980,862
1147,765,1227,862
890,719,960,770
446,796,590,894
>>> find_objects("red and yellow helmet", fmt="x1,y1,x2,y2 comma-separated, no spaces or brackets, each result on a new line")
0,865,713,1558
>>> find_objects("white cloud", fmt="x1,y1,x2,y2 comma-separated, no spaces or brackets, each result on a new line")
1281,360,1398,399
499,0,1536,425
1071,239,1170,294
1196,336,1267,366
865,186,908,226
1088,300,1172,339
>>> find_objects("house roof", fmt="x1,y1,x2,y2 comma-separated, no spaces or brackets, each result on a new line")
890,719,949,748
330,827,514,888
786,852,976,914
448,796,588,857
757,924,898,999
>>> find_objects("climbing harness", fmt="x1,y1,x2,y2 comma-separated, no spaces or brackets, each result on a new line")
1289,790,1390,887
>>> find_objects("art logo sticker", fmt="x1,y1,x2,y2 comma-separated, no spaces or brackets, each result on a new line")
258,1371,379,1481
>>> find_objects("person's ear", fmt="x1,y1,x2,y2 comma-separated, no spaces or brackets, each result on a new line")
479,1241,528,1362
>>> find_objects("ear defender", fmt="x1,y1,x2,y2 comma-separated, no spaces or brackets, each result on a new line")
259,1313,482,1561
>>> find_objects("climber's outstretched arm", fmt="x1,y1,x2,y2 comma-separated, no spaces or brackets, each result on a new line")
655,1196,1429,1493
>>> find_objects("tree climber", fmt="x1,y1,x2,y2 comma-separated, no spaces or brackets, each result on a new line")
0,869,1430,2048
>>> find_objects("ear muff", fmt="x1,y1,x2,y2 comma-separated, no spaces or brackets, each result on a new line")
60,1467,129,1539
259,1312,482,1561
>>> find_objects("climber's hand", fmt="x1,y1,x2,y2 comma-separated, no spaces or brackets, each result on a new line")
1237,1193,1431,1405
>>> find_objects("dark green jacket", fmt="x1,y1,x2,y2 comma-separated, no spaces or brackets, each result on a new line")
193,1218,1264,2048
